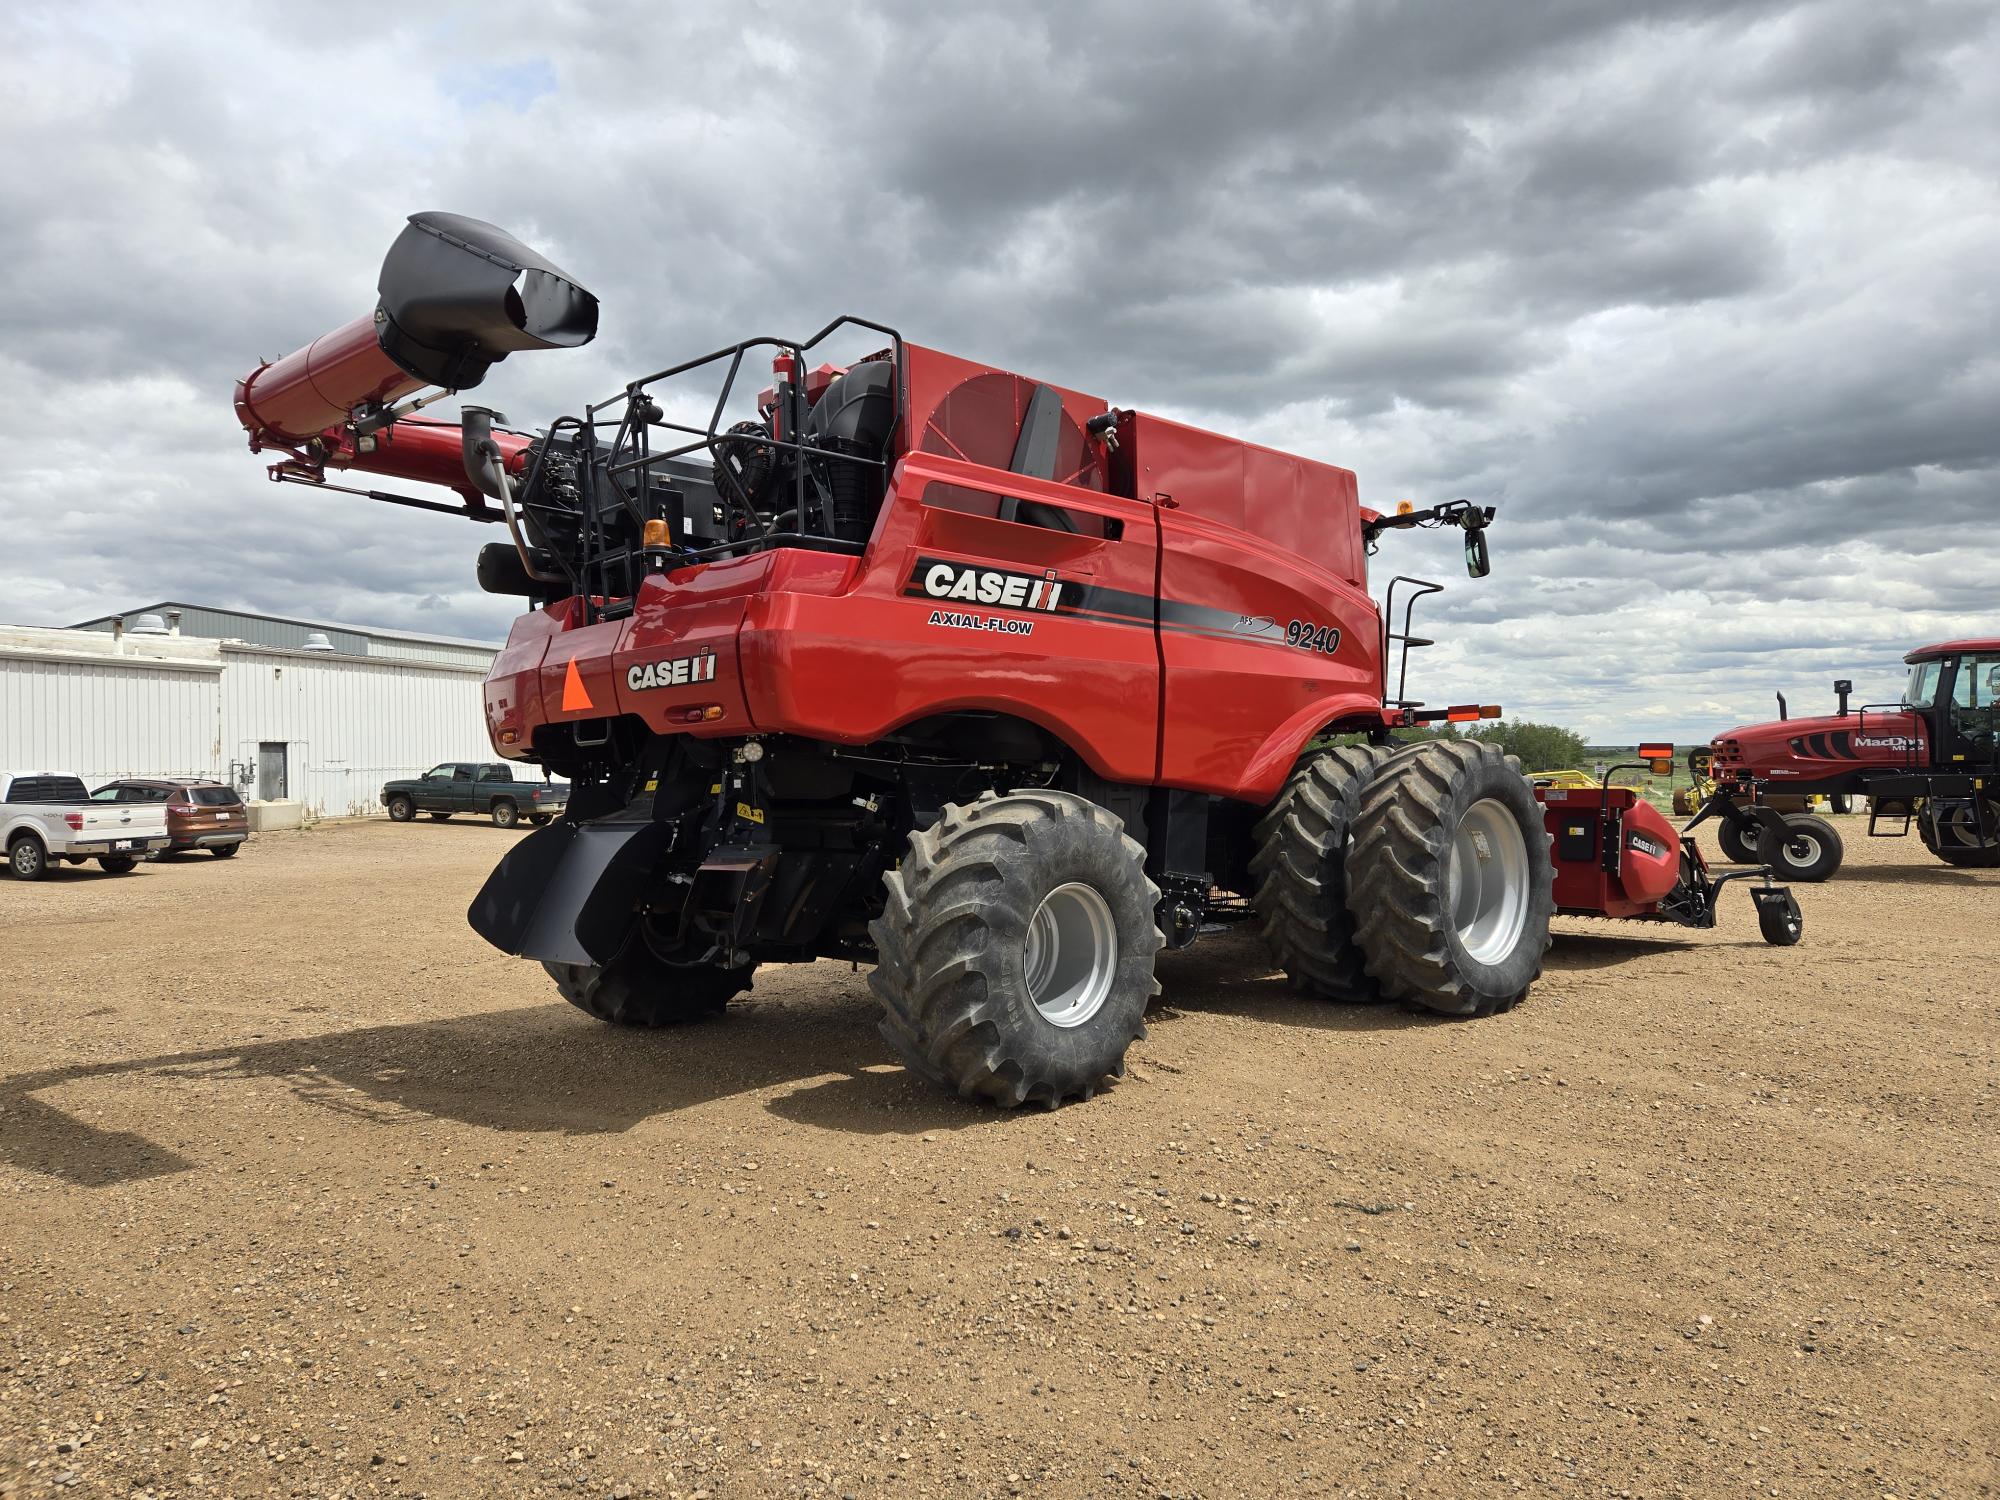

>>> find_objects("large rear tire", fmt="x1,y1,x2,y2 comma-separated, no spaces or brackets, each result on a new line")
869,789,1162,1108
544,942,751,1027
1757,813,1843,881
1345,741,1554,1017
1250,744,1392,1000
1919,795,2000,867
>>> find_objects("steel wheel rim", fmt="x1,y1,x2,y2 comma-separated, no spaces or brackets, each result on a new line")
1446,798,1530,966
11,843,34,875
1786,832,1821,863
1940,801,1998,847
1023,881,1118,1027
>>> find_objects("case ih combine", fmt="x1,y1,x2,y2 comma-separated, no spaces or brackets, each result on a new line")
233,212,1801,1107
1691,643,2000,880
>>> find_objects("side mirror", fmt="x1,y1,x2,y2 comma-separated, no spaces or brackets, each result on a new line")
1464,528,1490,579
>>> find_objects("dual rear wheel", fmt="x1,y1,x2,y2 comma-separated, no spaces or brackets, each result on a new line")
1257,740,1554,1016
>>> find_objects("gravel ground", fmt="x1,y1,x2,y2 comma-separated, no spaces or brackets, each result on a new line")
1,818,1994,1499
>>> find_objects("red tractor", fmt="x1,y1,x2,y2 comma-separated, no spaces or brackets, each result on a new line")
1692,642,2000,880
233,213,1801,1107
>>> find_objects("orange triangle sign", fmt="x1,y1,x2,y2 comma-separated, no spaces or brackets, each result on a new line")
561,659,594,713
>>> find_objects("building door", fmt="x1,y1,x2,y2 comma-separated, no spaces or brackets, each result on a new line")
258,742,288,801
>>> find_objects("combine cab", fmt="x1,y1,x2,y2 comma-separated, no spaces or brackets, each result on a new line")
232,212,1805,1108
1695,643,2000,879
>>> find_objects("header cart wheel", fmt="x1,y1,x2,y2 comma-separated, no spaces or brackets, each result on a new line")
1755,890,1804,946
869,790,1162,1109
1344,741,1554,1018
1716,816,1759,865
1757,813,1843,882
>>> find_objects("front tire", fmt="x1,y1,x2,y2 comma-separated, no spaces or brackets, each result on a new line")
386,795,415,822
869,790,1162,1108
97,855,137,874
1919,794,2000,867
1345,741,1554,1017
8,835,48,881
491,800,519,829
544,944,751,1027
1250,744,1392,1000
1757,813,1843,881
429,812,452,821
211,843,240,858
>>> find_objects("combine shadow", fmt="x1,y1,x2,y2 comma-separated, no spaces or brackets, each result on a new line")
1142,929,1447,1034
0,989,981,1188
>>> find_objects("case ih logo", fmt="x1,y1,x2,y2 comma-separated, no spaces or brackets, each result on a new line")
910,559,1068,613
626,650,718,692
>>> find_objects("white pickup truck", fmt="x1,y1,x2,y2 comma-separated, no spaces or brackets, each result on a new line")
2,772,171,879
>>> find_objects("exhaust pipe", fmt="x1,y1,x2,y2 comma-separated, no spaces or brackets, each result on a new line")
1833,679,1852,716
235,212,597,450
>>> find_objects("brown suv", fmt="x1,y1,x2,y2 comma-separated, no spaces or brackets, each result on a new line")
90,779,249,857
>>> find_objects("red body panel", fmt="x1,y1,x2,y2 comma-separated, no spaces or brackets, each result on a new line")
742,453,1163,783
1709,710,1925,792
1135,413,1379,797
1536,786,1684,919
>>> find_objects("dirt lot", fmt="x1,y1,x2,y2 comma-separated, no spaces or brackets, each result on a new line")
1,820,1993,1498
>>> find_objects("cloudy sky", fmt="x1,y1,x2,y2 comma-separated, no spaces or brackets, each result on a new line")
3,1,1994,738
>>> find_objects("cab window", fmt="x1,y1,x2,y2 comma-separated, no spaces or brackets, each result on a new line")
1950,655,2000,710
423,764,456,780
1905,660,1942,708
90,785,124,801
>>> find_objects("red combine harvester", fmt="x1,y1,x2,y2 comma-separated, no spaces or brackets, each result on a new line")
1693,642,2000,880
233,213,1803,1107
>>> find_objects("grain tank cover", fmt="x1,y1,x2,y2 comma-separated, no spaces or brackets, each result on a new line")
375,211,599,391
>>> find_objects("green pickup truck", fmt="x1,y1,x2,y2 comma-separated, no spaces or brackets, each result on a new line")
381,763,568,828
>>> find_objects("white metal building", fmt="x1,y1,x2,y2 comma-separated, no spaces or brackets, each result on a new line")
68,601,497,670
0,609,501,818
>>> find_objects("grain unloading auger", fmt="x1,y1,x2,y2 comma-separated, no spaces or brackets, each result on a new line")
234,211,1805,1109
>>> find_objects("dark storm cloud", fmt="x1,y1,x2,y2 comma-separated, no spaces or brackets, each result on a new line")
2,0,1994,737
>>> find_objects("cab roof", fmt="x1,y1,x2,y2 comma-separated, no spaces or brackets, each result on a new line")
1904,638,2000,664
